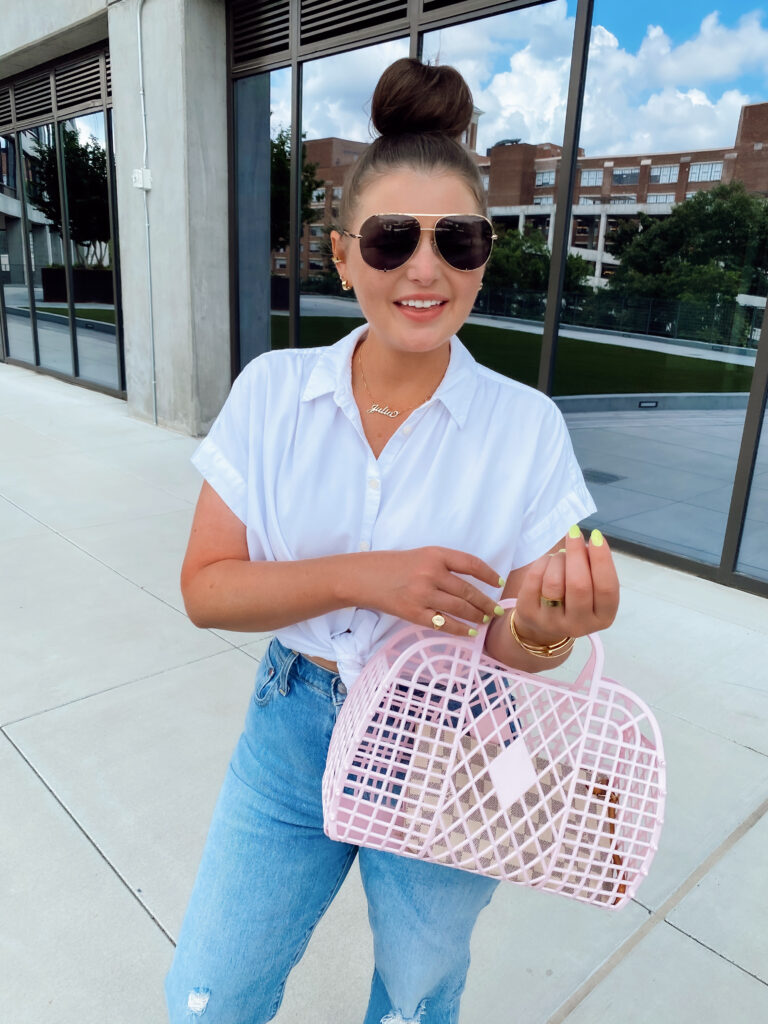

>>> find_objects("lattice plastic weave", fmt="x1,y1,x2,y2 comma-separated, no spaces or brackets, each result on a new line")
323,600,665,909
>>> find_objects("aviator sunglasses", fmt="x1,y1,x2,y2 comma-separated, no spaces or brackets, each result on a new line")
342,213,497,273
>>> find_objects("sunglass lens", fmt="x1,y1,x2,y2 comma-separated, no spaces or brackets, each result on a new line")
359,215,420,271
435,216,493,271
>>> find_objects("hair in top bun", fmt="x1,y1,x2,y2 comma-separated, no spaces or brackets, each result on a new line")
338,58,486,227
371,58,474,139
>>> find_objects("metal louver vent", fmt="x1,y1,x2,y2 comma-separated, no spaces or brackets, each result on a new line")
0,88,11,130
55,55,102,110
300,0,408,45
105,52,112,95
13,74,53,123
231,0,290,66
422,0,466,10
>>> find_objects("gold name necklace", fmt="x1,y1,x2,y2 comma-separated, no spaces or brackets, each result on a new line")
357,344,442,418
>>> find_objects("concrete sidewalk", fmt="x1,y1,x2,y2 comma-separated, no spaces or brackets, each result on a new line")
1,360,767,1024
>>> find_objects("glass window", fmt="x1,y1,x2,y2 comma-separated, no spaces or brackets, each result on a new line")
689,161,723,182
578,196,601,205
736,410,768,582
647,193,675,204
649,164,679,184
1,132,36,364
19,124,72,374
555,1,759,569
59,112,118,388
609,195,637,204
422,5,576,383
535,170,555,187
581,168,603,186
0,134,16,192
299,38,409,342
612,167,639,185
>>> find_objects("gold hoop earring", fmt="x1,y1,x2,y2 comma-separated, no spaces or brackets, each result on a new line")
332,257,342,265
341,279,352,292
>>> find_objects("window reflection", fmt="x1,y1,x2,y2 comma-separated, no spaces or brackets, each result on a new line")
422,5,576,385
1,132,36,363
59,112,118,388
21,125,70,371
552,0,761,567
298,38,409,347
736,409,768,582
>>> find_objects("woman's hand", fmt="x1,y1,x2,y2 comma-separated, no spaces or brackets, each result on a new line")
352,546,505,637
511,526,619,645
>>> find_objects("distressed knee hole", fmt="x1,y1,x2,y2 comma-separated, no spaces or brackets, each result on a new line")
381,1000,426,1024
187,988,211,1015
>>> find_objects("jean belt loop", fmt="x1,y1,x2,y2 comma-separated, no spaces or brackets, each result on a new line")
276,647,299,696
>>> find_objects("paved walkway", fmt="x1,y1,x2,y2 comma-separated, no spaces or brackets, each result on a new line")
1,361,767,1023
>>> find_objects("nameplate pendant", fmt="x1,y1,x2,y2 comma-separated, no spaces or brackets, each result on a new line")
368,403,399,418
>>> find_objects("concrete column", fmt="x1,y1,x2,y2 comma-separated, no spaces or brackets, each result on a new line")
108,0,230,434
547,211,555,248
595,211,608,279
518,212,525,235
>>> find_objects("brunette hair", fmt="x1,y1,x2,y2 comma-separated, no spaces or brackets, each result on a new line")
338,58,487,226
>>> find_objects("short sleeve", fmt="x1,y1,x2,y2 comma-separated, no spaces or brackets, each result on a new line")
511,400,596,567
190,361,258,524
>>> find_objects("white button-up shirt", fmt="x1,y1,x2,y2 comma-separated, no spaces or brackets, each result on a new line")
192,323,595,690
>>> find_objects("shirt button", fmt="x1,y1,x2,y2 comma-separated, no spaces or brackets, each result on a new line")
368,477,380,491
359,540,370,551
403,425,413,436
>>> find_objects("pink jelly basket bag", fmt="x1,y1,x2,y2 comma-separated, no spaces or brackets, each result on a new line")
323,600,665,909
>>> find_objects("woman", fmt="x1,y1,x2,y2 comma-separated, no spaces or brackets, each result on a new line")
166,58,619,1024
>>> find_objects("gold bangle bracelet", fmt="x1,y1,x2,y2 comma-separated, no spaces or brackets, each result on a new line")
509,608,575,658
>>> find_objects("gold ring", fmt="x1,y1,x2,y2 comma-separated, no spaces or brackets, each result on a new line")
431,613,446,629
540,596,564,608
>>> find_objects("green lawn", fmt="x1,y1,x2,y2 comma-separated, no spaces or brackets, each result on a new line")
34,306,116,325
271,315,753,395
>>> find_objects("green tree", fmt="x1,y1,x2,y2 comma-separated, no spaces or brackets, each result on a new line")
270,126,323,251
484,227,591,293
608,182,768,301
26,126,110,267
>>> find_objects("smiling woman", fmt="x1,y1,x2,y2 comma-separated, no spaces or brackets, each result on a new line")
166,55,616,1024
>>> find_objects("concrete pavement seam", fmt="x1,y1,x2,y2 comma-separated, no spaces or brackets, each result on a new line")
664,920,768,988
1,643,256,729
546,792,768,1022
1,726,177,946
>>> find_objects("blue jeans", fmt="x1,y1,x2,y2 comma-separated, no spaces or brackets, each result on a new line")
165,638,499,1023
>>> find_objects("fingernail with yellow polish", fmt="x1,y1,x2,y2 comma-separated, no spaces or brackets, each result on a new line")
494,605,505,616
591,529,604,547
483,614,490,624
468,627,478,637
568,524,582,539
498,576,506,587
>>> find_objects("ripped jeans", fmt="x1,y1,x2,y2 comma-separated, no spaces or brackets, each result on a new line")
165,638,498,1024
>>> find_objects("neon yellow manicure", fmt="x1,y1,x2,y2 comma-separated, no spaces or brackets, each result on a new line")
591,529,604,547
568,524,582,540
494,605,505,616
468,627,478,637
482,614,490,624
498,576,506,587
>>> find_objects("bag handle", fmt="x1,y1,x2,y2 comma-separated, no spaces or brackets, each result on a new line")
468,596,605,697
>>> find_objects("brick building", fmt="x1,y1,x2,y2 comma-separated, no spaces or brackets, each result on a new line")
488,101,768,285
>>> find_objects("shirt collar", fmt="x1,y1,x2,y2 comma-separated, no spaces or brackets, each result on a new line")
301,322,478,428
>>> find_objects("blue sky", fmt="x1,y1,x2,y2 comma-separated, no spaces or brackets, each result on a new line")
280,1,768,157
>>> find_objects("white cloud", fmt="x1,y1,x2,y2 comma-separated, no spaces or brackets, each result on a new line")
285,5,767,158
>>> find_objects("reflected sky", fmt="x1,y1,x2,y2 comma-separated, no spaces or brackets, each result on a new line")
271,1,767,157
